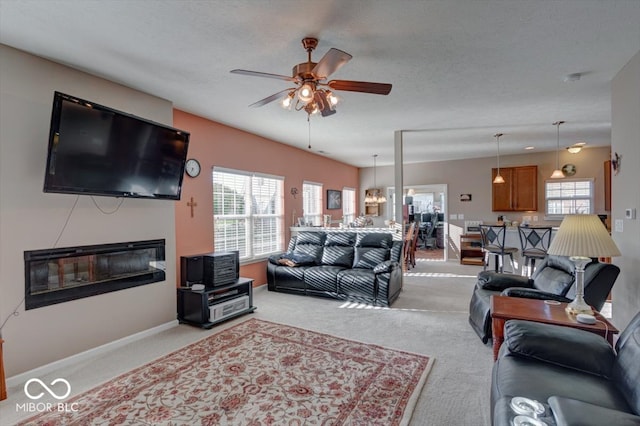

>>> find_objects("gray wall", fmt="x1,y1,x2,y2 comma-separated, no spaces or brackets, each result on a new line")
0,45,178,376
611,50,640,329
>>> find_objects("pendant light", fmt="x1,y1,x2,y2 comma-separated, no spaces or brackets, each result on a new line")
493,133,505,184
364,154,387,203
550,121,565,178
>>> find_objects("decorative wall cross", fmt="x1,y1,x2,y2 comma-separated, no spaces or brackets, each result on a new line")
187,197,197,218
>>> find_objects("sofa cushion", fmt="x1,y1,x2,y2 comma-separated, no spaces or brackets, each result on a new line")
304,265,344,293
321,246,354,267
337,269,376,299
353,247,389,269
296,231,326,246
613,324,640,415
531,258,576,295
356,232,392,248
492,354,630,414
504,320,615,378
293,245,323,264
325,232,357,246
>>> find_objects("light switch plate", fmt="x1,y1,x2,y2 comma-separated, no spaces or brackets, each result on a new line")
458,214,464,220
450,214,458,220
615,219,624,233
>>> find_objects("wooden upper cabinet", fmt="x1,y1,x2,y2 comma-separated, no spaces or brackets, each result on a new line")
492,165,538,212
604,160,611,211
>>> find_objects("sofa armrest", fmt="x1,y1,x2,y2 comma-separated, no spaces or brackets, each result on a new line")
373,260,397,274
268,252,317,267
504,320,615,378
476,271,533,291
501,287,572,303
548,396,640,426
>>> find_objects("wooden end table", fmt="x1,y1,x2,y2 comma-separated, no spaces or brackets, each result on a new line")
490,295,619,360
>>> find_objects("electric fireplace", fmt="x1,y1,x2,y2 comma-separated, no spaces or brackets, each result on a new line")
24,239,166,310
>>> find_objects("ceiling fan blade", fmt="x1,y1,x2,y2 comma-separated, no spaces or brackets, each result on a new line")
312,48,352,79
231,69,296,82
328,80,392,95
248,88,295,108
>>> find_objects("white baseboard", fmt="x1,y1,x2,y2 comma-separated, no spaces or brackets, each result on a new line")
6,320,178,388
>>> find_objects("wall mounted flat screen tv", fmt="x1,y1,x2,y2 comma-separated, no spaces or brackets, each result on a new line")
44,91,190,200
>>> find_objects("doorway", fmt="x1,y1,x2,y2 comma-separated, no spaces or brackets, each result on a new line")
386,184,448,261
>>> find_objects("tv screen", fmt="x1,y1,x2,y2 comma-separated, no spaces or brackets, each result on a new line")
44,92,190,200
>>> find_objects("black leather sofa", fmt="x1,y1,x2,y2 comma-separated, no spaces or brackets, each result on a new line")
267,231,403,306
491,311,640,425
469,255,620,343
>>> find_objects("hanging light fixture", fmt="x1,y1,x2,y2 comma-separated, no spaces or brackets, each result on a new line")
493,133,505,184
567,142,586,154
364,154,387,203
550,121,565,178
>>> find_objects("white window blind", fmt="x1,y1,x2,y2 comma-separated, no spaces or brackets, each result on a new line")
545,179,594,217
342,187,356,225
213,168,284,261
303,181,323,226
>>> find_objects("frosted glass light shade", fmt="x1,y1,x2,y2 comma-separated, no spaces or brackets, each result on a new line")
550,169,565,179
493,174,505,184
547,215,621,258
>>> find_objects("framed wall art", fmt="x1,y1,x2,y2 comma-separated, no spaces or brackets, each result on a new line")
327,190,342,210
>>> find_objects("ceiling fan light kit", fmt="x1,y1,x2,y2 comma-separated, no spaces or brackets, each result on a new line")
231,37,392,119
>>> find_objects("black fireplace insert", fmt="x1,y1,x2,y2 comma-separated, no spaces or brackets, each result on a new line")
24,239,166,310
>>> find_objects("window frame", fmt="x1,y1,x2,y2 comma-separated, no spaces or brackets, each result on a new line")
213,167,284,263
342,187,356,225
544,178,595,219
302,181,323,226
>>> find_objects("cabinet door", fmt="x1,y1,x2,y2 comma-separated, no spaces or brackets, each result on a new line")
492,168,513,211
513,166,538,211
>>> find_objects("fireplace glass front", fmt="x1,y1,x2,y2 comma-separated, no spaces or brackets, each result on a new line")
24,239,166,310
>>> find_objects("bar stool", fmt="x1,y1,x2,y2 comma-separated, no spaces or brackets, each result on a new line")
518,226,553,277
479,224,518,273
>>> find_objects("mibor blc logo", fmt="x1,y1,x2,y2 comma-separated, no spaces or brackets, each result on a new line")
16,378,79,413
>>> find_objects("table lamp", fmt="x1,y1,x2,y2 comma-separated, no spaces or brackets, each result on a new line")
547,214,621,315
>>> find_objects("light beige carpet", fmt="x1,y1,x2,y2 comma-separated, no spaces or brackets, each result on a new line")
19,319,433,426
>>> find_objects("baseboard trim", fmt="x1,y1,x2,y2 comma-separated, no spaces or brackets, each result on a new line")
6,320,179,388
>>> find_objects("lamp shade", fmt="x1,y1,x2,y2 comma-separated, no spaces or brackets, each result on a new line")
547,215,621,258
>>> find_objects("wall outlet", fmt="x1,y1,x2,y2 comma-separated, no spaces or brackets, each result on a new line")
522,215,532,223
533,216,539,222
458,213,464,220
615,219,624,233
450,214,458,220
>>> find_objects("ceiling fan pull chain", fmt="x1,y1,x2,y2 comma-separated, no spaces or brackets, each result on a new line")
307,115,312,149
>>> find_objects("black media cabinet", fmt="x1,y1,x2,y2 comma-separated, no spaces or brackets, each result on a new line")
177,277,256,329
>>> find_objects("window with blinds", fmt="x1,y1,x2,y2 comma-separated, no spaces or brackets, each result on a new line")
342,187,356,225
302,181,323,226
213,168,284,261
545,178,594,217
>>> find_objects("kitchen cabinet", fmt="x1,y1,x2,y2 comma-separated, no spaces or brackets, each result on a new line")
492,165,538,212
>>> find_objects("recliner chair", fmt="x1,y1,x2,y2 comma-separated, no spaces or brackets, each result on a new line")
468,255,620,343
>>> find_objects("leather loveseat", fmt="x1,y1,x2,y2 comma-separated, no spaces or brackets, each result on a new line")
491,311,640,426
469,255,620,343
267,231,403,306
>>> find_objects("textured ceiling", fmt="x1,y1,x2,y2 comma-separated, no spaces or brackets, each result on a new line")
1,0,639,167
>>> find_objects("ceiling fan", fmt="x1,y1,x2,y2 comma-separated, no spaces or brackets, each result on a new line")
230,37,392,117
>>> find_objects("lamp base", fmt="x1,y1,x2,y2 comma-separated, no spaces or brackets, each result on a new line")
565,301,594,315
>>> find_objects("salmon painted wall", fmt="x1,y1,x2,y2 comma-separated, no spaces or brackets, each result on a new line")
173,109,359,286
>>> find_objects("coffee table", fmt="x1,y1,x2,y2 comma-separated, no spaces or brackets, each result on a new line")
490,295,619,360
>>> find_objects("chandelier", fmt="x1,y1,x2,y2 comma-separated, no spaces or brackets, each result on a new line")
364,154,387,203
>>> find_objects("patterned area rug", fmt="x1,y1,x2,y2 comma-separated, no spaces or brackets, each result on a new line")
21,319,433,425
